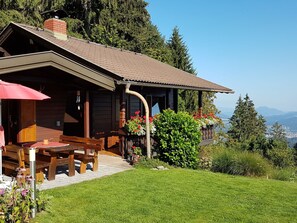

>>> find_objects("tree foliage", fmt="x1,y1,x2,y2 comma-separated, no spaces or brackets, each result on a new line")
168,27,218,114
168,27,197,113
270,122,287,142
228,94,266,142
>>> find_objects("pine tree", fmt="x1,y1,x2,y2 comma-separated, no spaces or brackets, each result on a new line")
167,27,197,113
270,122,286,142
228,94,266,142
168,27,219,114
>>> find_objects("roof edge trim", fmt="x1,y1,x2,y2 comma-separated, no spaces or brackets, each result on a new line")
0,51,115,91
116,80,234,94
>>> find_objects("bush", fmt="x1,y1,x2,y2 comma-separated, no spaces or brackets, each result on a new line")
134,157,172,169
235,152,270,176
154,109,201,169
211,148,270,177
211,149,236,174
267,148,295,168
270,167,296,182
198,144,226,170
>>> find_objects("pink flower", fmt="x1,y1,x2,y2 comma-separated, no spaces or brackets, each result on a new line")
0,189,5,196
135,110,140,115
21,189,29,197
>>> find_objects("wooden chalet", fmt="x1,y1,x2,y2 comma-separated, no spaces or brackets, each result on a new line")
0,18,233,155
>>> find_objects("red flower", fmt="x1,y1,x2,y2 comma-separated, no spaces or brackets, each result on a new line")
135,110,140,115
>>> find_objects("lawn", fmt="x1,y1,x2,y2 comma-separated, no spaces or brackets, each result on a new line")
33,168,297,223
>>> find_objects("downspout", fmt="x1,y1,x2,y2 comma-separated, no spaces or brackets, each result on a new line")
125,84,151,158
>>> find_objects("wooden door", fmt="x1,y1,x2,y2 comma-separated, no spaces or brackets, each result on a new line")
17,100,36,143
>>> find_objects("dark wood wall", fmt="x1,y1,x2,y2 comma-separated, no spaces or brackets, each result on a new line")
36,87,67,141
92,91,115,135
34,85,177,141
128,95,141,117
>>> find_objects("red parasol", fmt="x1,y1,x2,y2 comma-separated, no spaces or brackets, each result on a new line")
0,80,50,100
0,80,50,179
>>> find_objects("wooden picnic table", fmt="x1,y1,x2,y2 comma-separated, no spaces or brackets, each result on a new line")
23,142,82,181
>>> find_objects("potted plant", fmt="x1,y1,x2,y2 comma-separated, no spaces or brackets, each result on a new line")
128,145,142,165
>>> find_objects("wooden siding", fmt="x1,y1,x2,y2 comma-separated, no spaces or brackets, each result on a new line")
92,91,114,134
36,88,67,141
166,89,175,110
129,95,140,117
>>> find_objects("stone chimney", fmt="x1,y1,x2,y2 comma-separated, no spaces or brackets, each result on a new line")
44,18,67,41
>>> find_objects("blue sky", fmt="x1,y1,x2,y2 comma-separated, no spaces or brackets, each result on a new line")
146,0,297,112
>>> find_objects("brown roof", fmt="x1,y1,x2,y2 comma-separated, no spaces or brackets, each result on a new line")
10,22,233,93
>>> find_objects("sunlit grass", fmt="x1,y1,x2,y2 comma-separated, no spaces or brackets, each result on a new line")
33,168,297,223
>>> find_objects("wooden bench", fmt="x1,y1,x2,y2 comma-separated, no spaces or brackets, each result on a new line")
59,135,104,174
2,145,22,176
2,145,50,183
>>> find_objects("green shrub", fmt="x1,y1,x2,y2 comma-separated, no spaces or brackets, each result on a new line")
134,157,172,169
198,145,226,169
235,152,270,176
211,149,237,174
211,148,270,177
154,109,201,169
270,167,296,182
267,148,295,168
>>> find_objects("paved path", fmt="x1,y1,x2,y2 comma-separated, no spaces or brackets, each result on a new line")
3,154,133,190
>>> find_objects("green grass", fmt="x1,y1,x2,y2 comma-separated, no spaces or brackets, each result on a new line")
33,169,297,223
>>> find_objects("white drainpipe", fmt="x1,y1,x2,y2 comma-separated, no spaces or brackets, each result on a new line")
125,84,151,158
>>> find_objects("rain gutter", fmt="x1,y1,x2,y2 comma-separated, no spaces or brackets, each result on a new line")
117,80,234,94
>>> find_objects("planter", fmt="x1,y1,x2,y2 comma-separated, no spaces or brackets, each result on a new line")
131,154,140,165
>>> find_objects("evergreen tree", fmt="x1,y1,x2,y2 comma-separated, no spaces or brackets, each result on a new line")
167,27,197,113
257,115,267,134
228,94,266,142
168,27,218,114
270,122,287,142
168,27,195,74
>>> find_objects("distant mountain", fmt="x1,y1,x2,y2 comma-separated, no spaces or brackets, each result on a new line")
257,106,285,116
264,112,297,132
218,106,297,133
256,107,297,132
218,107,234,119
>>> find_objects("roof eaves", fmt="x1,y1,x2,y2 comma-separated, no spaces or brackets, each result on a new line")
117,80,234,93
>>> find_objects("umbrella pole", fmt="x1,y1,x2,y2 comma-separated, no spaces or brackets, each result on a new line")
0,149,2,181
0,99,2,181
29,147,36,218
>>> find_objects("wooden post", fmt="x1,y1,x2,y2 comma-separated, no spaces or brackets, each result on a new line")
119,89,126,128
198,91,203,116
119,89,126,157
84,91,90,138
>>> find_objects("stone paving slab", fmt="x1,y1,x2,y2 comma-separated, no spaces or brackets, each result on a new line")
2,154,133,190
